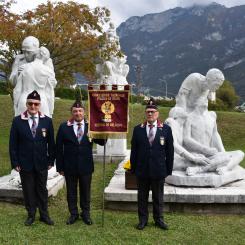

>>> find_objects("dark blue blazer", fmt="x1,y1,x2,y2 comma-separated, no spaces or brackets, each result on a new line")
130,121,174,179
9,111,55,171
56,120,105,175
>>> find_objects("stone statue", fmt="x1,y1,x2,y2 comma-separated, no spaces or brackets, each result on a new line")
95,23,129,157
96,23,129,86
96,55,129,85
166,107,208,171
165,68,245,187
177,68,225,112
10,36,57,117
184,96,244,176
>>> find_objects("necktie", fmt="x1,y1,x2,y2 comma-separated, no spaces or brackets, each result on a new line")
77,122,83,143
148,124,155,146
31,116,37,138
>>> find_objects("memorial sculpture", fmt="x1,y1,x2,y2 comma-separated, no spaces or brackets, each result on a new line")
0,37,62,197
95,24,129,157
166,68,245,187
96,23,129,85
10,36,57,117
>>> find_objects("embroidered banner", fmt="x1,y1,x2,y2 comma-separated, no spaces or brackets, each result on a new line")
88,85,130,138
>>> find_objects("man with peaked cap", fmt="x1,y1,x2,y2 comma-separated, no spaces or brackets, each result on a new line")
9,90,55,226
130,98,174,230
56,100,106,225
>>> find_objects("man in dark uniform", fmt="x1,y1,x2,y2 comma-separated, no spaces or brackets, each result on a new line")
9,90,55,226
56,101,105,225
130,98,174,230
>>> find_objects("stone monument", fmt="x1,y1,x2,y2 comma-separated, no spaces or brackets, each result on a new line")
0,36,63,202
95,23,129,159
165,68,245,187
10,36,57,117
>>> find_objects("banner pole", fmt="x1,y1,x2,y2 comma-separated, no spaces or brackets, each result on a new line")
102,138,106,228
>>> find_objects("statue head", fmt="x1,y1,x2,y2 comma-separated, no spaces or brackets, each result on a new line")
37,46,50,63
193,96,209,113
206,68,224,92
22,36,40,62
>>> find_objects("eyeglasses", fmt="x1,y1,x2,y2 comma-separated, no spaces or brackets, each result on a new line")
27,102,40,107
146,110,157,114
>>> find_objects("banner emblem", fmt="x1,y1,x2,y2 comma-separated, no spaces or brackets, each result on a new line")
101,101,115,122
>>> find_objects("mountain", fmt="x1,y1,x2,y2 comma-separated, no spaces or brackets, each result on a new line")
117,3,245,100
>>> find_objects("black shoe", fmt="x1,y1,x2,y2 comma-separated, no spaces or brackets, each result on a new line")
24,216,35,226
39,216,54,225
155,220,168,230
136,222,147,230
81,216,92,225
66,215,79,225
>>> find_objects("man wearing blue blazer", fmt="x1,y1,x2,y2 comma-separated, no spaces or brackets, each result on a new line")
9,90,55,226
130,98,174,230
56,101,105,225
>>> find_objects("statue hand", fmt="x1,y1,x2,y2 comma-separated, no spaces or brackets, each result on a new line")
207,147,218,156
194,156,209,166
18,64,25,74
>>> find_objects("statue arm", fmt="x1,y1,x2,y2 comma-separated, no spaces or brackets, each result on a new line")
166,118,208,165
9,55,24,86
166,119,196,162
210,113,225,152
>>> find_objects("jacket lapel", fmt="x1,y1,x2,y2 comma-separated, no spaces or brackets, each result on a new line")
140,125,150,146
152,128,160,146
70,125,79,144
23,119,34,139
80,123,88,143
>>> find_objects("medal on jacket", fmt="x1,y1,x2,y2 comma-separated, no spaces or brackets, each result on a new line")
160,136,165,145
42,128,47,137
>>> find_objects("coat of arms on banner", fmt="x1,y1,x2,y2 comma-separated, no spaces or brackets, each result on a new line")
101,101,115,122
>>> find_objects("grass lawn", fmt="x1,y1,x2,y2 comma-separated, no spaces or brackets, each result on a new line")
0,95,245,244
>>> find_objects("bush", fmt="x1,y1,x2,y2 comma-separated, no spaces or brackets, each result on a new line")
55,87,88,100
216,80,239,109
0,82,9,95
208,98,228,111
154,99,176,107
130,95,145,104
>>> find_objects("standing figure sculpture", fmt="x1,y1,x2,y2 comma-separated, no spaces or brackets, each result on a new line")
10,36,57,117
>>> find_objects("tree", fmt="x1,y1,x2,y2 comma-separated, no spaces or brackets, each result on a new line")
0,0,120,86
216,80,239,109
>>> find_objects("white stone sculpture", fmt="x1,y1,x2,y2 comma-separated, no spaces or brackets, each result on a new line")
96,23,129,86
96,56,129,85
10,36,57,117
177,68,225,112
165,68,245,187
96,23,129,157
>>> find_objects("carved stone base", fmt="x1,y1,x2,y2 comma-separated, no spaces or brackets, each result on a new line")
165,166,245,187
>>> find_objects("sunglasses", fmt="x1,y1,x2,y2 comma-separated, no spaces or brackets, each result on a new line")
27,102,40,107
146,110,157,114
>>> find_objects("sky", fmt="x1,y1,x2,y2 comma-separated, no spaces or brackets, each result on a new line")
10,0,245,27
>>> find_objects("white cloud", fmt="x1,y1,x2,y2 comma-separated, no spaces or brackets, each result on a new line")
10,0,245,27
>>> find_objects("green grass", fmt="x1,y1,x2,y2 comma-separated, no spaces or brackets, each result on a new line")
1,95,245,244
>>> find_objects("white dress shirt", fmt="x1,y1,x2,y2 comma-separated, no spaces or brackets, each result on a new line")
73,119,85,136
146,120,157,139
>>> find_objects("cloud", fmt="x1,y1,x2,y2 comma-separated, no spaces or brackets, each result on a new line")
10,0,245,26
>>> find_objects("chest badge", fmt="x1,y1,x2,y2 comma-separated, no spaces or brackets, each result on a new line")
42,128,47,137
160,136,165,145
